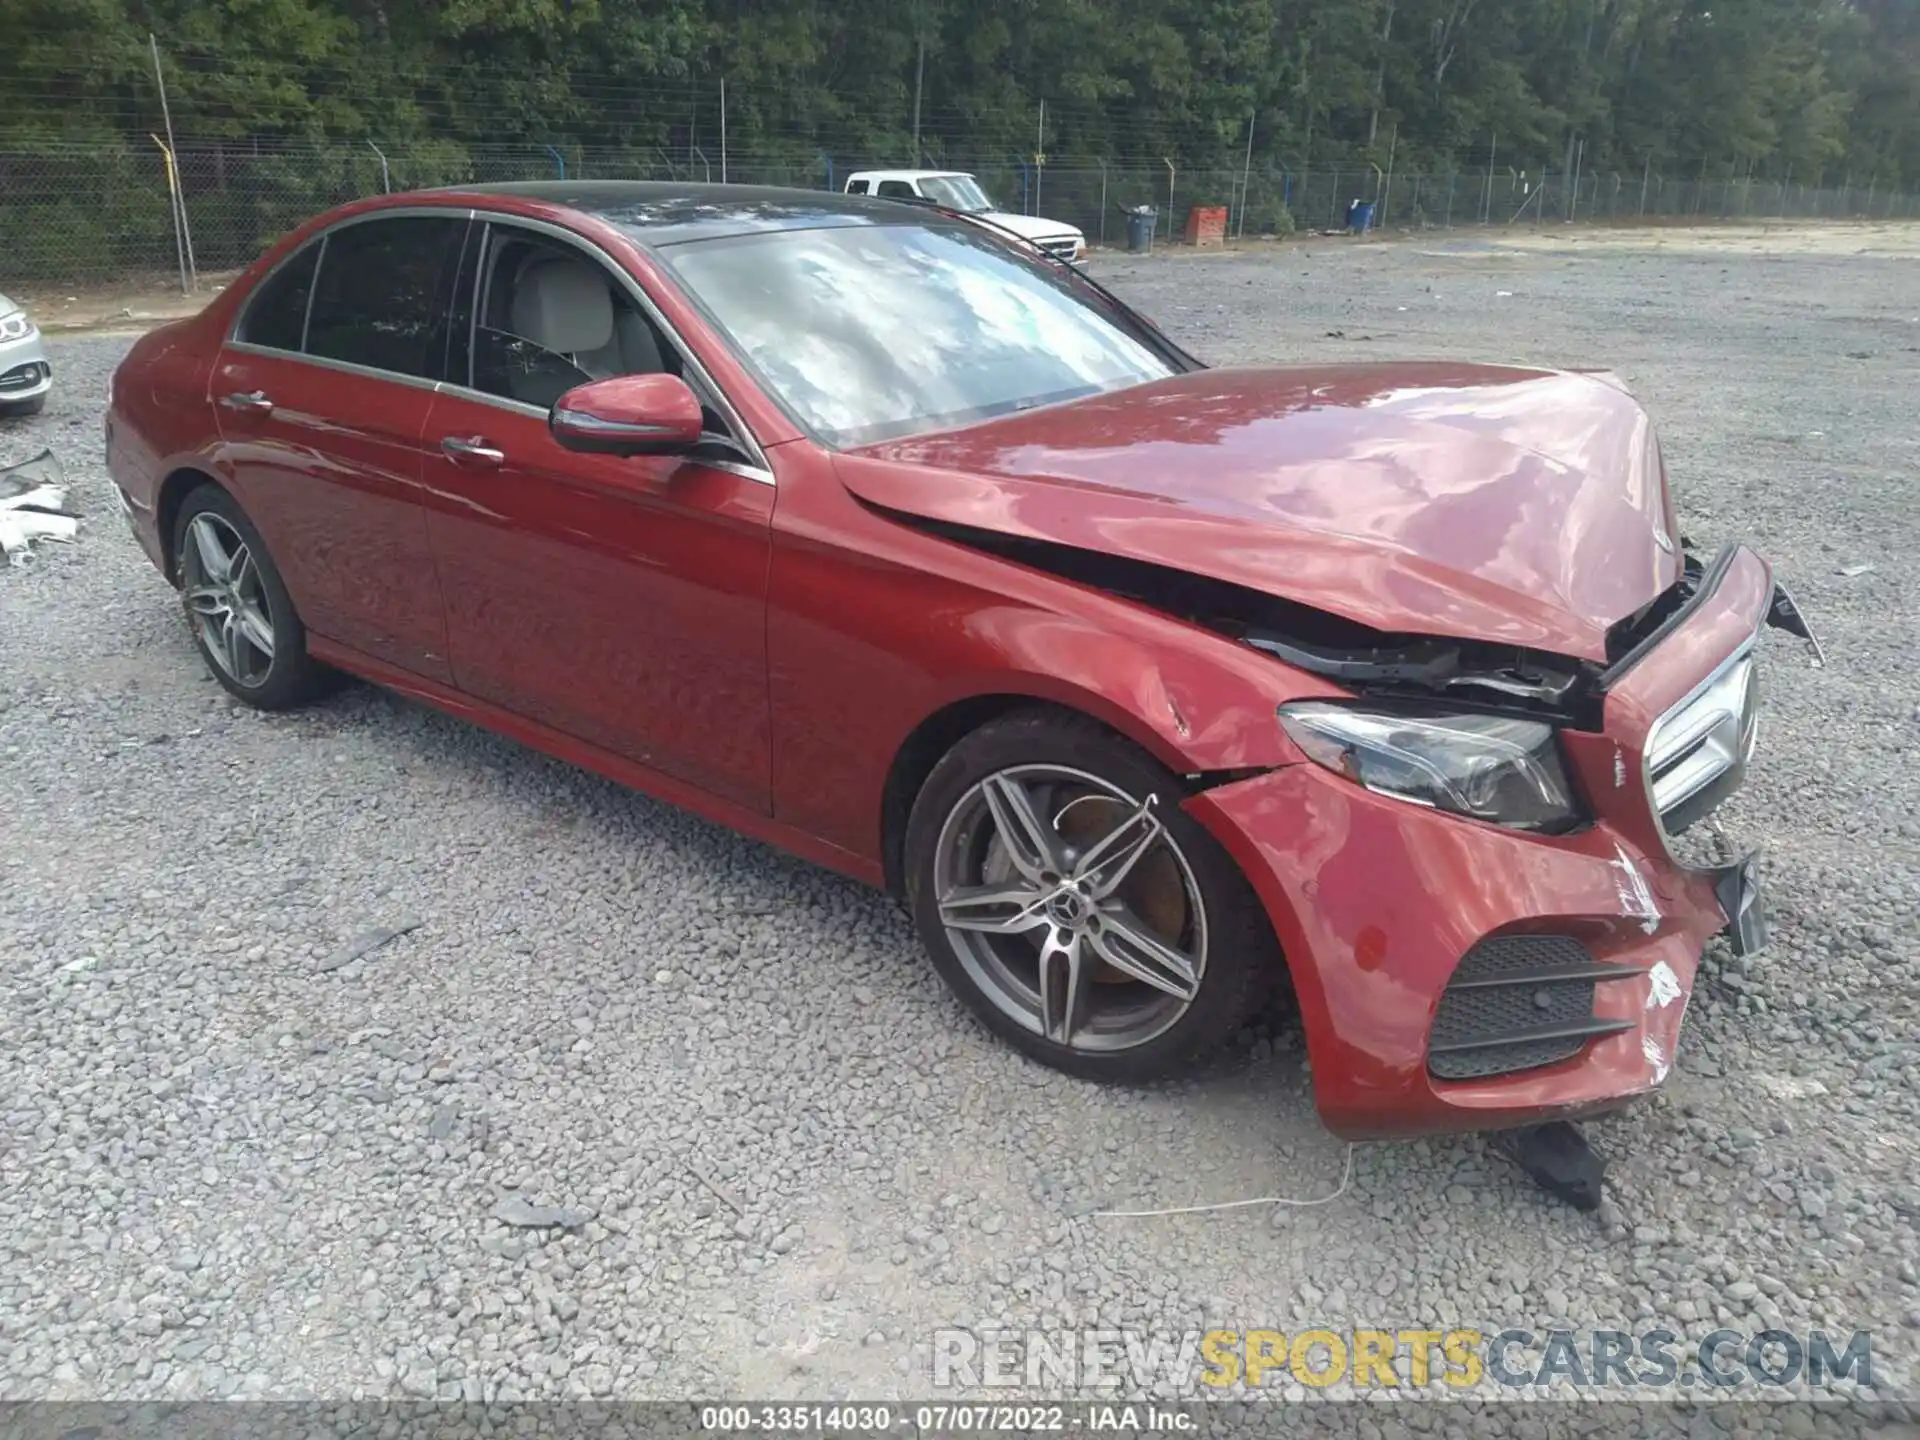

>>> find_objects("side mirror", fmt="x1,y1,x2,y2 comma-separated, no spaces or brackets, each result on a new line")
549,374,704,457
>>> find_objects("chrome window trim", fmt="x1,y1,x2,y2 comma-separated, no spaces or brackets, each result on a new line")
466,209,772,478
223,339,446,397
226,205,476,350
299,233,326,351
462,221,483,392
700,457,779,486
436,386,553,421
705,459,778,485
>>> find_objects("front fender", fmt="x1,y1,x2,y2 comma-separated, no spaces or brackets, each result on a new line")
766,447,1335,860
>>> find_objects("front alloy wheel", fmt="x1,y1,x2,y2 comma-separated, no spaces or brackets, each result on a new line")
934,765,1207,1052
906,710,1275,1081
182,512,276,689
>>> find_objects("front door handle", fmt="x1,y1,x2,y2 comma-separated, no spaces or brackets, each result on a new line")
219,389,274,415
441,436,505,468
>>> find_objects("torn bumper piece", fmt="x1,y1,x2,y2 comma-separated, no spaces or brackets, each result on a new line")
1766,581,1824,664
1710,850,1769,958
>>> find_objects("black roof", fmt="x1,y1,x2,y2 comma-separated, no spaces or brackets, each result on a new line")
438,180,948,247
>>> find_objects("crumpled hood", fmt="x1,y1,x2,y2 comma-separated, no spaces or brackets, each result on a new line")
838,362,1681,662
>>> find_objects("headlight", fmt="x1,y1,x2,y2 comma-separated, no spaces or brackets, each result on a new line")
1277,703,1582,833
0,312,35,342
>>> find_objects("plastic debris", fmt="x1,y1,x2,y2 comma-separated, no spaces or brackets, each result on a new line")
0,449,77,564
1838,563,1875,578
491,1195,591,1230
316,915,424,973
1494,1121,1607,1211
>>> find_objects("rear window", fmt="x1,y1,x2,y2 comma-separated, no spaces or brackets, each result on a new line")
238,243,319,351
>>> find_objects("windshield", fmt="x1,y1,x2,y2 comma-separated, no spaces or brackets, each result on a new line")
917,175,994,213
662,222,1174,447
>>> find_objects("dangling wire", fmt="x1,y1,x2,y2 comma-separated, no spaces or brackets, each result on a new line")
1087,1142,1355,1219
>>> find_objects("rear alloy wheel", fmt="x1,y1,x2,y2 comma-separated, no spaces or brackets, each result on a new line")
172,486,329,710
906,710,1275,1081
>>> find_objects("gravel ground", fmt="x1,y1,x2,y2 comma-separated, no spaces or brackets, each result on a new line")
2,224,1918,1418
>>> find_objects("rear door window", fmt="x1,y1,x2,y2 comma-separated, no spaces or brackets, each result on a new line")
875,180,917,199
303,215,467,379
237,242,320,351
845,179,870,194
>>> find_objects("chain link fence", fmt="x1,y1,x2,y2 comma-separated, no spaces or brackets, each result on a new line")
5,138,1918,287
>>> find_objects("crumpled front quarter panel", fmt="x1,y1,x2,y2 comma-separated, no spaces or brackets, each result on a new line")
764,449,1329,860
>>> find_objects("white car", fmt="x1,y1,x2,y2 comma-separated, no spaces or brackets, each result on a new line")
843,170,1087,264
0,292,51,417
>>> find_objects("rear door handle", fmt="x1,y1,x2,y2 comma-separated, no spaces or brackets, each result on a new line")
440,436,505,468
219,389,274,415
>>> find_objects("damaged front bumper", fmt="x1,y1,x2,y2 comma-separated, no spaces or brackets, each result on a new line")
1189,764,1728,1138
1187,542,1804,1139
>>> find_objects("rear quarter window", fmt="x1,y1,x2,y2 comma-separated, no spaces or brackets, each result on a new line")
237,243,320,351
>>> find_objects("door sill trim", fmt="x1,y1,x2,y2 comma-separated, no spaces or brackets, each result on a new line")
306,635,883,889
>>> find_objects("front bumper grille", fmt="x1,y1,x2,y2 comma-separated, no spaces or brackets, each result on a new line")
1644,646,1759,843
1,361,50,393
1036,236,1081,262
1428,935,1639,1080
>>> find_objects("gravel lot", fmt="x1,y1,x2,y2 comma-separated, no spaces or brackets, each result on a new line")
3,222,1918,1414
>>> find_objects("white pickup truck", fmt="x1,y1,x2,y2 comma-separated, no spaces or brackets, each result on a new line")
843,170,1087,263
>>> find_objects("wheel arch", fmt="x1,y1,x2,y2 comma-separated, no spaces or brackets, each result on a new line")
881,693,1034,895
155,465,227,585
876,683,1233,898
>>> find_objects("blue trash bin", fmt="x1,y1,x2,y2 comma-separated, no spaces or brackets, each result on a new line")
1125,206,1158,253
1347,200,1376,234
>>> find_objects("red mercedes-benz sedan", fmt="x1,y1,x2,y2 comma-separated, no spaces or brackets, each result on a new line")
104,182,1815,1138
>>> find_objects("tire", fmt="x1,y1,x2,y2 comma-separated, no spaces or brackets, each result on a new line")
171,484,330,710
904,707,1276,1083
0,394,47,417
